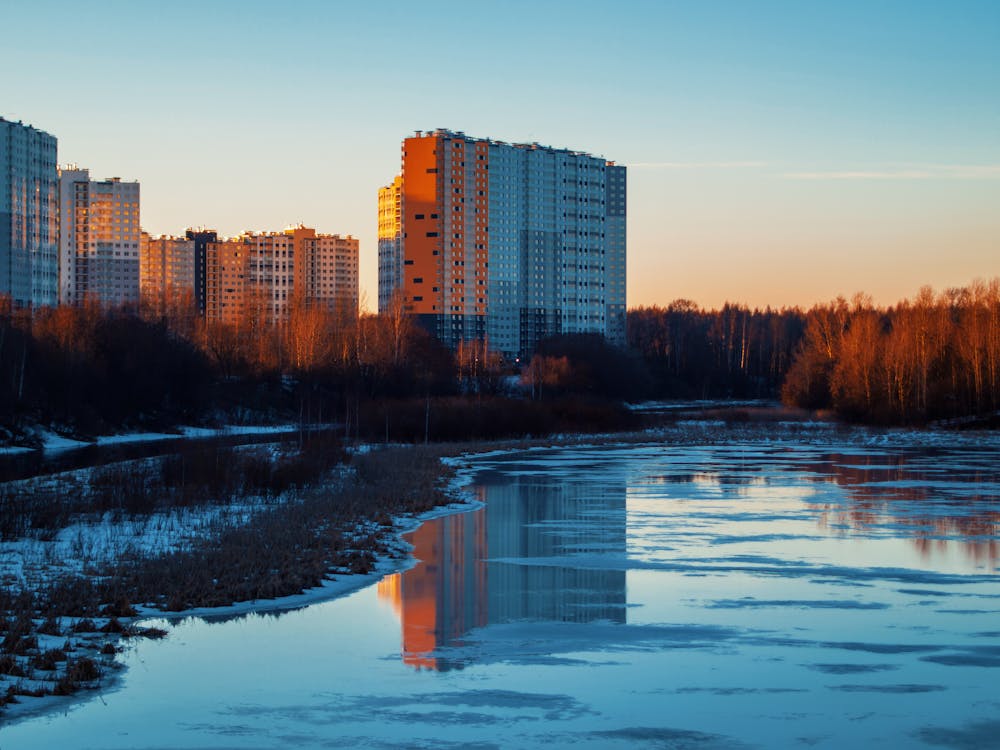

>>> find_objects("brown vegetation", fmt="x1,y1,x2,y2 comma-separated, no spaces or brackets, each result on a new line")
782,281,1000,424
0,436,463,710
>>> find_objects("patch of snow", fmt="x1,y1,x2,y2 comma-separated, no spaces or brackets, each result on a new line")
0,445,33,456
39,431,91,452
135,496,485,623
32,423,333,455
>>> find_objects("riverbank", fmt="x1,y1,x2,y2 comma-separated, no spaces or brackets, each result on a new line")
4,416,998,723
0,488,485,725
0,437,477,719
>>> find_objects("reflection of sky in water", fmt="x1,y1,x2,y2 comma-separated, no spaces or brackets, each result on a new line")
4,440,999,749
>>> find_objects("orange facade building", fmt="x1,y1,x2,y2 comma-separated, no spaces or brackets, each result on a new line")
380,129,626,359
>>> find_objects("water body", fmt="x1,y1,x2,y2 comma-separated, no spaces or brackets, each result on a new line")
4,437,1000,749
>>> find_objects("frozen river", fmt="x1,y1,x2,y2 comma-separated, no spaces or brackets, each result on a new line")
4,433,1000,748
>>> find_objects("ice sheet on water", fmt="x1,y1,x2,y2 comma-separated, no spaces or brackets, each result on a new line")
5,429,999,748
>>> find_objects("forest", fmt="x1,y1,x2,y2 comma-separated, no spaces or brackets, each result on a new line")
1,277,998,441
627,301,804,398
780,281,1000,424
629,279,1000,425
0,294,641,444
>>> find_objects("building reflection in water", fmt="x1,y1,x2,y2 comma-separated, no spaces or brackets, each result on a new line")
802,450,1000,568
640,448,999,568
377,478,626,670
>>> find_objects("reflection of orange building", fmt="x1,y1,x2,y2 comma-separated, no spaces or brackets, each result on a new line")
378,509,487,670
378,478,627,670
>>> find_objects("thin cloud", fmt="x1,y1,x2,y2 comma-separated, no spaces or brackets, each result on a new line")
784,164,1000,180
939,164,1000,178
628,161,767,169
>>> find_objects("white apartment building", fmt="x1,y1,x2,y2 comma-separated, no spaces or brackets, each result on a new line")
205,226,358,325
302,231,359,315
0,117,59,308
58,168,141,307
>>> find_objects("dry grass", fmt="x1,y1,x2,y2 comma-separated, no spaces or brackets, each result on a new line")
113,444,456,611
0,436,467,712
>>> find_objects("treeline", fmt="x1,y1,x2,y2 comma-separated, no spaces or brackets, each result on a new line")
4,278,999,437
0,296,466,439
782,281,1000,424
0,301,212,437
0,296,645,442
628,301,805,398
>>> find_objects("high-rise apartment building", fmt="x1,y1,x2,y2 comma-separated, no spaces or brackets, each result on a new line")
205,226,358,325
139,232,195,312
0,117,59,308
185,228,218,316
377,175,403,314
300,230,359,315
58,168,141,306
379,129,626,358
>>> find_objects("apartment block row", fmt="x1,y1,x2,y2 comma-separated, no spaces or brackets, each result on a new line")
1,117,358,320
379,129,626,360
6,116,626,357
204,227,359,325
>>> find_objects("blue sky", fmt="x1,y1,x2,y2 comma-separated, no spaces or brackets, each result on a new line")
3,0,998,308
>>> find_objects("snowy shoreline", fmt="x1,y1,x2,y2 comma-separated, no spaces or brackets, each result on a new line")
0,456,485,725
0,423,328,456
137,493,486,623
5,420,1000,725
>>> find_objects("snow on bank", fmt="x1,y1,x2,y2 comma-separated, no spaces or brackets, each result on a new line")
0,449,483,723
38,423,323,453
0,422,336,455
137,458,486,621
0,445,33,456
137,496,485,623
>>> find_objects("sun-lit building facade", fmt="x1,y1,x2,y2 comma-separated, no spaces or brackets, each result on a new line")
58,168,141,307
205,236,248,326
0,117,59,308
299,230,359,315
377,175,403,314
379,129,626,358
205,226,358,325
139,232,195,313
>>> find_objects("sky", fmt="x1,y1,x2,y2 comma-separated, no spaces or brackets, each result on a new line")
3,0,998,310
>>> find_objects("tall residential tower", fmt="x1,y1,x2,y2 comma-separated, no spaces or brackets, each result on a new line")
139,232,196,313
377,175,403,314
379,130,626,359
205,226,358,325
0,117,59,308
58,168,141,306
